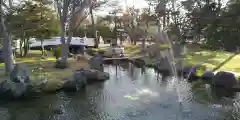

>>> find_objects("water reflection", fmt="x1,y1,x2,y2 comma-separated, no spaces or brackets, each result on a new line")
0,64,239,120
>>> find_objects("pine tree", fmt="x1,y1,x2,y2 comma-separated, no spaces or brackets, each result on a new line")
8,0,59,56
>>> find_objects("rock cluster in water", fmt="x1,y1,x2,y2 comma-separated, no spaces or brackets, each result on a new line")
133,57,239,90
62,68,109,92
176,65,238,89
89,54,104,72
62,54,109,92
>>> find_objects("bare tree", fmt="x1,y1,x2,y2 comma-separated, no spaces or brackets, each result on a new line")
89,0,118,48
54,0,90,68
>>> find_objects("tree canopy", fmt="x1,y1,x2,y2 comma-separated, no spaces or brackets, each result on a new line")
6,0,60,40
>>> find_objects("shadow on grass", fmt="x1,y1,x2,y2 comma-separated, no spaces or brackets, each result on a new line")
185,50,234,70
212,53,238,72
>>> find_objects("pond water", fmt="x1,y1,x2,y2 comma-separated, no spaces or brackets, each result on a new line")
0,63,240,120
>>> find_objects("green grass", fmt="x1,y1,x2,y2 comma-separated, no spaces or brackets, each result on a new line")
184,50,240,77
217,54,240,77
0,50,56,67
124,44,141,57
184,50,233,70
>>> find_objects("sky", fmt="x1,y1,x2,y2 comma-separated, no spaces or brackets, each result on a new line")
12,0,148,15
97,0,229,16
97,0,149,15
12,0,228,16
121,0,148,8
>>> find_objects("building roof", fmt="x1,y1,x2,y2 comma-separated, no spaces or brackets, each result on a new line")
30,37,95,47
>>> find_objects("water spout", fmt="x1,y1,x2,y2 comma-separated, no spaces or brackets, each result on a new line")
155,29,183,104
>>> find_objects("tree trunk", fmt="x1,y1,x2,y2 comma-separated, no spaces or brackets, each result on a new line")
20,39,23,57
142,26,148,52
41,39,45,56
58,0,77,68
55,0,70,65
157,18,161,32
60,24,67,60
23,38,29,57
131,20,137,45
0,1,13,75
163,15,166,28
120,32,123,45
90,5,98,48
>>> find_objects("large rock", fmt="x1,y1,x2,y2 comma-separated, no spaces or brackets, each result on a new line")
0,65,37,100
37,77,48,91
133,58,145,68
73,69,87,85
89,54,104,72
62,69,87,92
10,64,30,83
0,80,14,93
81,69,110,82
13,82,27,98
201,71,214,80
212,71,237,88
154,58,173,76
0,80,30,99
182,66,199,76
9,65,29,98
62,79,79,92
0,80,16,99
182,66,201,81
62,68,109,91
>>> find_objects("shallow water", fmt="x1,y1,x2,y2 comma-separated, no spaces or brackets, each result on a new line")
0,63,240,120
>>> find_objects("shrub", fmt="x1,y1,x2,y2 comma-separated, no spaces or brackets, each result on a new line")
53,45,62,59
86,48,97,56
98,49,106,54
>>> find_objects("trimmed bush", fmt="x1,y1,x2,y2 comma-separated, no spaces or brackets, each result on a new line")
53,45,62,59
98,49,106,54
86,48,97,56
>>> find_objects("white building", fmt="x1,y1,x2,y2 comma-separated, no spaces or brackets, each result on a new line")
30,37,95,48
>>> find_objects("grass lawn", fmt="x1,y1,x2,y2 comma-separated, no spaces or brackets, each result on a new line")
28,58,89,92
217,55,240,77
0,50,56,67
184,50,233,70
124,44,141,57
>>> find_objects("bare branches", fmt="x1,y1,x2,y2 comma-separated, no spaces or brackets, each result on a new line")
75,10,89,29
1,1,8,9
55,0,91,39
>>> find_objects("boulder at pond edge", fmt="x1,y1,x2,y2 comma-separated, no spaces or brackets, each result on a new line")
212,71,237,88
80,69,110,83
62,68,110,92
182,66,201,81
201,71,214,80
132,58,145,68
0,65,46,100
